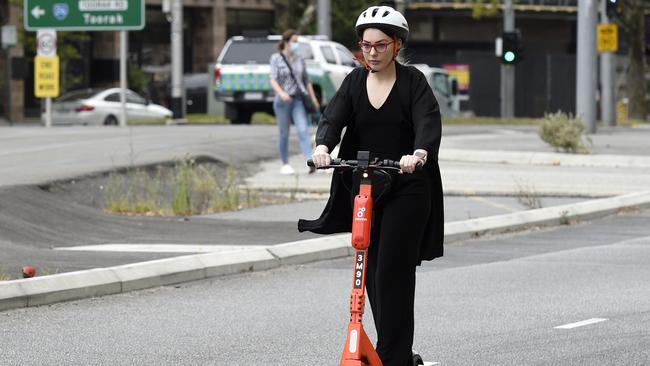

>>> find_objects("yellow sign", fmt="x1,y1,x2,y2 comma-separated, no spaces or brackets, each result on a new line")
34,55,60,98
597,23,618,53
442,64,470,92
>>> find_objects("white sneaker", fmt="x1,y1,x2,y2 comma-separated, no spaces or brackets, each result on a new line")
280,164,295,175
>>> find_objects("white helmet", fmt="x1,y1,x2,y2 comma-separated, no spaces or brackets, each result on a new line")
355,6,409,41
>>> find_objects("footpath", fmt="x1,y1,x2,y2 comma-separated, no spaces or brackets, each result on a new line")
2,124,650,311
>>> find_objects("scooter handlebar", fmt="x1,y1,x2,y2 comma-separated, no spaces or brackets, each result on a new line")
306,158,422,171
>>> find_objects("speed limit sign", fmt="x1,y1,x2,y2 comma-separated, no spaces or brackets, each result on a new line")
36,29,57,56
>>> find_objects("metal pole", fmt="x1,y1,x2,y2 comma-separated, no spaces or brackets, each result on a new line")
500,0,515,118
119,30,127,127
576,0,598,133
5,49,12,125
317,0,331,38
599,0,616,127
171,0,185,121
45,97,52,128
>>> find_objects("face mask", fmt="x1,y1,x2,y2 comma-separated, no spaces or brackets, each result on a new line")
290,42,299,53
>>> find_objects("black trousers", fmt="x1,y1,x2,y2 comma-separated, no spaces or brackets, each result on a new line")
365,176,431,366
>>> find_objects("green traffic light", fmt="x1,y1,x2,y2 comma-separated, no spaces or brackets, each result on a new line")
504,51,516,63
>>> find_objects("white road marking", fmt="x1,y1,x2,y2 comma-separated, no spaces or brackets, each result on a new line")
554,318,608,329
423,362,439,365
54,244,268,253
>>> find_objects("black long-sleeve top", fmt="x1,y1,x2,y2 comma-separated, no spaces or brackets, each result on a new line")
298,62,445,263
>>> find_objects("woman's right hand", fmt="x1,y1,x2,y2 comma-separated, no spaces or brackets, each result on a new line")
280,91,292,102
312,145,331,167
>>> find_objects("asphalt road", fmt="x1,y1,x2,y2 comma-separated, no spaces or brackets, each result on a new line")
2,124,597,278
1,209,648,365
0,183,582,278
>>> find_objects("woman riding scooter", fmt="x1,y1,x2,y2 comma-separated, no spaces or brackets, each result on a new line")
299,6,444,366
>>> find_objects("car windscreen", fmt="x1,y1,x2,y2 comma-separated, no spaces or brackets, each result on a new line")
220,40,278,64
56,89,98,102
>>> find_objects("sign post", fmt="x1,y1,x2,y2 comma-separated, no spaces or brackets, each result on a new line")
2,26,17,125
36,30,59,128
25,1,145,128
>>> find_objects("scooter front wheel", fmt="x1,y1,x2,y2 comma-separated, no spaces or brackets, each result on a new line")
412,352,424,366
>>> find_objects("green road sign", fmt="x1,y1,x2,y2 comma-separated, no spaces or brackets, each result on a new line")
25,0,145,31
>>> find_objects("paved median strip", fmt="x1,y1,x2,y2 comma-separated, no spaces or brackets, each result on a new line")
2,191,650,312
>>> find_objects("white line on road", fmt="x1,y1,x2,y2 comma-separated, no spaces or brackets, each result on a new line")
554,318,608,329
54,244,268,253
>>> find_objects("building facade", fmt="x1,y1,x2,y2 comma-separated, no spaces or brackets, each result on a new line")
1,0,648,121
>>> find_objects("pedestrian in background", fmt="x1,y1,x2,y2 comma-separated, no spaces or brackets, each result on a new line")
269,29,320,175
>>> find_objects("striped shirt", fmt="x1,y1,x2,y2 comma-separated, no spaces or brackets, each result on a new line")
269,52,309,96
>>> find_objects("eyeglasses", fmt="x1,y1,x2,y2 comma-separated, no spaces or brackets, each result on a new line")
358,40,394,53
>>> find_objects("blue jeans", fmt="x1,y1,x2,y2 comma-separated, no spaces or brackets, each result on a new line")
273,96,312,164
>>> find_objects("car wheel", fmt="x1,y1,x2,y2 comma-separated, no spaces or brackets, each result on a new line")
232,109,252,125
104,115,119,126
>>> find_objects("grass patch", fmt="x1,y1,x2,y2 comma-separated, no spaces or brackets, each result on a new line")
128,113,277,126
186,114,229,124
616,118,648,128
514,179,543,209
251,112,276,124
127,118,171,126
0,269,11,281
40,267,60,276
559,210,571,225
103,159,262,216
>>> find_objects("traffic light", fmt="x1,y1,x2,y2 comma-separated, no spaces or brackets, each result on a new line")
501,31,521,65
606,0,617,18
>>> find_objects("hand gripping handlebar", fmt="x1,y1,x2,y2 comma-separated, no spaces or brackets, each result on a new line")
307,157,422,171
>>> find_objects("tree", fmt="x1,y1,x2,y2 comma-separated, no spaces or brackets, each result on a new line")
615,0,648,120
273,0,317,35
331,0,379,49
462,0,501,19
273,0,379,49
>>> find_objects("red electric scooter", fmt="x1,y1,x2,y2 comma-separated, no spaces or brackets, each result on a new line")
309,151,426,366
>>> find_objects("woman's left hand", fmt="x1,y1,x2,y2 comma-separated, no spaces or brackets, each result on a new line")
311,96,320,110
399,154,424,174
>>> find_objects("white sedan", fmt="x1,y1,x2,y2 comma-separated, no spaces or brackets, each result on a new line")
47,88,172,126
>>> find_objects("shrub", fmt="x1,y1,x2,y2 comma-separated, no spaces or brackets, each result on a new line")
538,111,591,154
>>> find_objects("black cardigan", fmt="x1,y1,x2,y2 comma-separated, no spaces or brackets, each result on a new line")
298,62,444,263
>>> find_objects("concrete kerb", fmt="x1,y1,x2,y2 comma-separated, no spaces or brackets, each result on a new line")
445,191,650,242
2,190,650,312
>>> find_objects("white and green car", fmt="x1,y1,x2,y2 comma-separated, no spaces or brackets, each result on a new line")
214,35,358,124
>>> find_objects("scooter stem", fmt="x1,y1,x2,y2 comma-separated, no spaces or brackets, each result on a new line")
341,179,382,366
